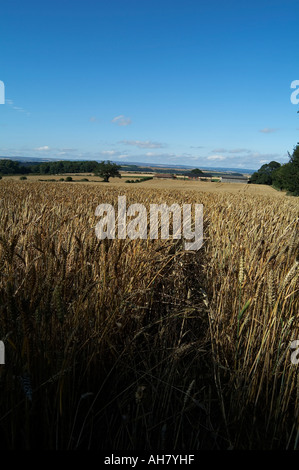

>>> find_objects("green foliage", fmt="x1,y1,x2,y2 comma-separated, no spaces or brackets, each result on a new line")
19,176,27,180
250,161,281,185
250,146,299,196
184,168,211,178
38,179,56,182
95,160,121,182
190,168,204,176
126,176,153,183
34,160,99,175
140,176,153,182
0,159,29,175
65,176,73,182
0,159,100,176
272,145,299,195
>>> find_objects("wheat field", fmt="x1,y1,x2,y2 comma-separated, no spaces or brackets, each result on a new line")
5,172,287,196
0,180,298,450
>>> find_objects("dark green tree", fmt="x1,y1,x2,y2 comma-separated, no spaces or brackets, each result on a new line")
273,145,299,195
95,161,121,182
0,159,22,175
190,168,204,176
250,161,281,185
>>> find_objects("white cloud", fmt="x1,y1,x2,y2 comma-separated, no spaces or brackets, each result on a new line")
98,150,129,159
247,152,279,160
100,150,117,155
211,148,251,154
6,98,30,116
120,139,164,149
112,115,132,126
144,152,176,158
34,146,50,151
89,116,97,122
207,155,227,161
229,148,251,154
259,128,278,133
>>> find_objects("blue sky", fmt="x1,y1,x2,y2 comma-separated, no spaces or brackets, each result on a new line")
1,0,299,170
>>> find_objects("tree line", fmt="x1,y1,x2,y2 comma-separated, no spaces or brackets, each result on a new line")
0,159,111,176
0,159,100,175
250,144,299,196
0,159,123,183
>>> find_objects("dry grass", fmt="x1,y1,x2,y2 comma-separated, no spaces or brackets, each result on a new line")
0,180,298,450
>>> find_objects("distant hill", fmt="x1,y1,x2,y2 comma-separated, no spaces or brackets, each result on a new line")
0,156,59,165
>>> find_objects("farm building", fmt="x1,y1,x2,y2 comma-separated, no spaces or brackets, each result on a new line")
153,173,177,179
221,175,249,184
